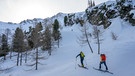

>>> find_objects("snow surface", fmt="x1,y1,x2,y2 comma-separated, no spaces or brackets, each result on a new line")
1,0,135,76
0,16,135,76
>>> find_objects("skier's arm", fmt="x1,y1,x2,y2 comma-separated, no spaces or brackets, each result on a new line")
76,54,80,58
100,56,102,61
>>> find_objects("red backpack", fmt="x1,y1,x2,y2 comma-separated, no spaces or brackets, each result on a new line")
101,54,106,61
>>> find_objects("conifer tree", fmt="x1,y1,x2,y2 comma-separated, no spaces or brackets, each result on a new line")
64,16,68,26
93,0,95,6
88,0,95,7
13,27,24,66
52,19,61,48
29,23,41,70
31,28,39,48
53,19,59,32
35,22,43,32
42,26,52,55
1,34,9,60
90,0,93,7
53,19,60,41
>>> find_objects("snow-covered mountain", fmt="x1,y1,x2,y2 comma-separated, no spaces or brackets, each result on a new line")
1,0,134,33
0,0,135,76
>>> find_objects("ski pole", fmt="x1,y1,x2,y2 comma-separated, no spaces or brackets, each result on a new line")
84,59,87,66
75,58,77,69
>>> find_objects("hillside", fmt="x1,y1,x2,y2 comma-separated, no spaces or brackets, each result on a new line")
0,0,135,33
0,0,135,76
1,16,135,76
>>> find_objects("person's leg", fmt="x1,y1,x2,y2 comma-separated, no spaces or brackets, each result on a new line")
81,59,84,67
104,61,108,70
99,62,103,69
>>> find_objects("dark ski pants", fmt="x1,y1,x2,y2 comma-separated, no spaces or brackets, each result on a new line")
99,61,108,70
80,58,84,67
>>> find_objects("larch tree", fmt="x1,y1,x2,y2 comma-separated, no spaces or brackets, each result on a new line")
42,26,52,55
31,28,39,70
78,23,93,53
92,26,104,54
29,22,43,70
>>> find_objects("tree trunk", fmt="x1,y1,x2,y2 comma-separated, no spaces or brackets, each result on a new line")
87,40,93,53
25,50,28,63
20,52,22,66
97,30,100,54
10,50,12,59
58,37,59,48
85,28,93,53
4,55,6,60
36,48,38,70
17,52,20,66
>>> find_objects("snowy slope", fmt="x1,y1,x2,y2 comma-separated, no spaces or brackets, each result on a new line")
1,16,135,76
0,0,135,76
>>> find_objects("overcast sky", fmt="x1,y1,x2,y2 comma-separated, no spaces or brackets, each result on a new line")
0,0,114,23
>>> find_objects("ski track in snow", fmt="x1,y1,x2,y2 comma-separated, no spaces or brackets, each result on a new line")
1,22,135,76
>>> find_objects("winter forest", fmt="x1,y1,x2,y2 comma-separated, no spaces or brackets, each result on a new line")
0,0,135,76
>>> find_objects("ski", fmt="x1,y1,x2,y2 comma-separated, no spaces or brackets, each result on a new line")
93,67,113,74
78,64,88,70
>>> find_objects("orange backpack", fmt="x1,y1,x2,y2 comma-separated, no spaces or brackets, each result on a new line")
101,54,106,61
